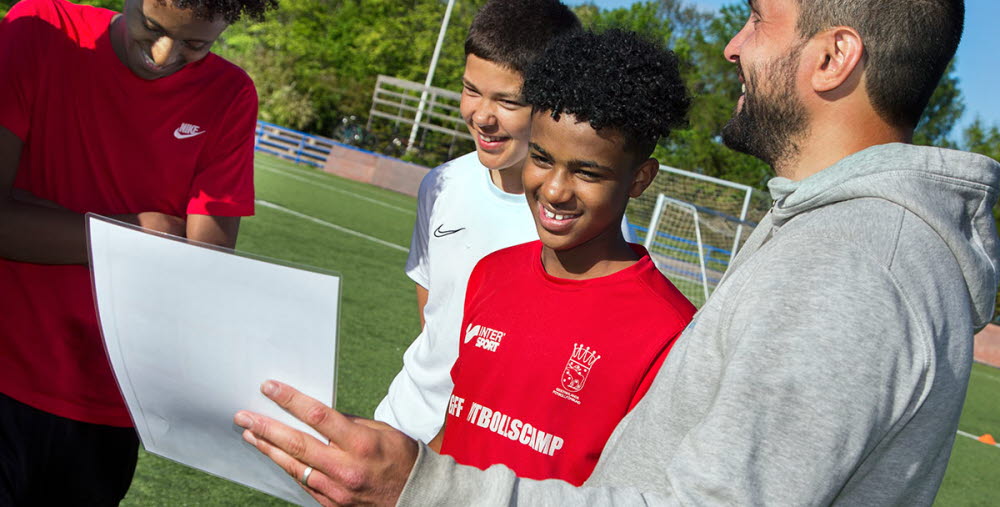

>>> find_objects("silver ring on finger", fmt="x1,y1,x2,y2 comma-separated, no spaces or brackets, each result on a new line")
301,465,314,486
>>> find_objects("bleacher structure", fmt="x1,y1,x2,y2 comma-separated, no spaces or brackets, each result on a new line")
367,74,472,156
254,120,338,168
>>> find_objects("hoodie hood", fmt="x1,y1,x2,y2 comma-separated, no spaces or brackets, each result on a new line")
767,143,1000,328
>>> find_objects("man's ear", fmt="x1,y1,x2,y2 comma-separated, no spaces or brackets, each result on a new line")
629,158,659,198
809,27,864,93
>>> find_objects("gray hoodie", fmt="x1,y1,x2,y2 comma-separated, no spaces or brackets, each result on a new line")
398,143,1000,506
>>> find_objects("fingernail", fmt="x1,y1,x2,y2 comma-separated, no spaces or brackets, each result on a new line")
242,429,258,445
262,381,278,396
234,412,253,429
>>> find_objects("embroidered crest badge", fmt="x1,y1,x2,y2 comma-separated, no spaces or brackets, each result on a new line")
560,343,601,393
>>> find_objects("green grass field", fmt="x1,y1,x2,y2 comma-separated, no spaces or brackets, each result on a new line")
120,152,1000,505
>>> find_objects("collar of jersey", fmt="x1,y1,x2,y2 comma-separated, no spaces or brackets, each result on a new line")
530,241,653,289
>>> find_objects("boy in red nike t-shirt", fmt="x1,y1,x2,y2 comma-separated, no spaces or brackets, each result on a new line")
428,29,695,485
0,0,276,503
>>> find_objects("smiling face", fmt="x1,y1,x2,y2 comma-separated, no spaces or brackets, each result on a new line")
523,111,656,261
721,0,809,167
112,0,228,80
459,54,533,172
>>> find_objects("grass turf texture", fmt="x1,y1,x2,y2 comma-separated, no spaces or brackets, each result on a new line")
121,153,999,505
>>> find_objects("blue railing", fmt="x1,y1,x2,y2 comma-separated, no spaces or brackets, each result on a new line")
254,121,338,168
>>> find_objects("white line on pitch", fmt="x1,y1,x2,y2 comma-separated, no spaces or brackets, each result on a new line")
256,200,409,253
255,164,415,215
971,368,1000,384
956,429,1000,448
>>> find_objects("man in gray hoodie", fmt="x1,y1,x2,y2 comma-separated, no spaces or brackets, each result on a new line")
234,0,1000,504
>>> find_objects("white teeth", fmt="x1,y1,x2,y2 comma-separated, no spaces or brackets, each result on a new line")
479,134,504,143
742,83,746,94
543,208,574,221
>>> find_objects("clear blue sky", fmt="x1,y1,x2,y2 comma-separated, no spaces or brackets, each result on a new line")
567,0,998,141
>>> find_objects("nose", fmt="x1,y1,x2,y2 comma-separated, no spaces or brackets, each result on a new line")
541,168,574,206
150,36,178,66
723,20,751,63
471,102,498,130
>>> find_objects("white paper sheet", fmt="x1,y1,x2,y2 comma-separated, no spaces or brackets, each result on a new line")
87,215,340,506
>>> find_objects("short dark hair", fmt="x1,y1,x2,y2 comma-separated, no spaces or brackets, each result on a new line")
159,0,277,23
465,0,581,74
522,29,690,158
792,0,964,129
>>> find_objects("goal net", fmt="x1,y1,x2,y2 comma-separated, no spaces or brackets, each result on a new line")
625,165,771,307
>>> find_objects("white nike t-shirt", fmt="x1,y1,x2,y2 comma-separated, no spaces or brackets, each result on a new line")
375,152,538,441
375,152,634,442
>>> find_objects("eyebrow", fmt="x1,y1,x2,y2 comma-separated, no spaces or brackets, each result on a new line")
529,142,614,173
462,77,522,100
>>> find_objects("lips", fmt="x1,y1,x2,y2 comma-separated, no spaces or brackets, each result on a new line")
475,132,510,152
537,202,580,233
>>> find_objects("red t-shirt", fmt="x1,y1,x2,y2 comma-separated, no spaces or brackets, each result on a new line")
0,0,257,426
440,241,696,485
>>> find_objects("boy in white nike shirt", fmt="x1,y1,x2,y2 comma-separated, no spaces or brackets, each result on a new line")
374,0,581,442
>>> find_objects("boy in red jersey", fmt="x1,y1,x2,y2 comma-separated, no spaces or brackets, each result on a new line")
427,29,695,485
375,0,582,444
0,0,275,503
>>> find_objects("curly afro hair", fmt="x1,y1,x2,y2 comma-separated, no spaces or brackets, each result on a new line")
522,29,689,158
158,0,277,24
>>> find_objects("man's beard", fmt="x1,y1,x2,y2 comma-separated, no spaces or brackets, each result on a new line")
722,46,808,169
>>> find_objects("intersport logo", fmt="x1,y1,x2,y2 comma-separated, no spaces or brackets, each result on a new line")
464,323,506,352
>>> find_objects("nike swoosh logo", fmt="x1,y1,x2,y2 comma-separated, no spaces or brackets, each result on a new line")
173,128,206,140
433,225,465,237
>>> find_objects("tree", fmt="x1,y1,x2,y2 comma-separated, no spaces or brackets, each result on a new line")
215,0,483,138
913,59,965,148
963,118,1000,162
580,2,771,189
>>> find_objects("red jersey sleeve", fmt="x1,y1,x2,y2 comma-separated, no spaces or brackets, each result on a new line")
187,77,258,217
0,0,46,141
626,332,680,413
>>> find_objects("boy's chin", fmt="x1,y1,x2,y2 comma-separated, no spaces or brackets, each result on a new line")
537,232,579,252
475,149,525,172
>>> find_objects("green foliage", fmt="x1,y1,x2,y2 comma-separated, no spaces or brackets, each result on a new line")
914,59,964,148
215,0,484,140
21,0,970,180
576,1,673,44
963,118,1000,162
581,2,770,189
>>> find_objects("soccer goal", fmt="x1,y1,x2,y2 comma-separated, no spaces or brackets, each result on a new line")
643,194,713,306
626,165,771,306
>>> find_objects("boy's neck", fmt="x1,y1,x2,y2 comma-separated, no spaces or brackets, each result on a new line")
489,165,525,194
541,234,639,280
